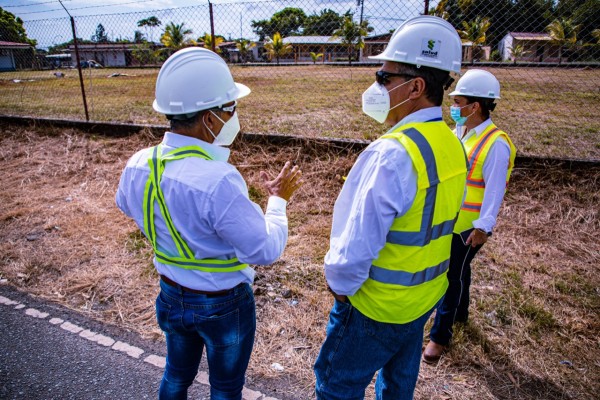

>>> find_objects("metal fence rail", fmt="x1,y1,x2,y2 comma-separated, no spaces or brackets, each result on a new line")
1,0,599,158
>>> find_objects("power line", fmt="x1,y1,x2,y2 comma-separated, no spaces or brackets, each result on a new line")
13,0,162,15
1,0,68,7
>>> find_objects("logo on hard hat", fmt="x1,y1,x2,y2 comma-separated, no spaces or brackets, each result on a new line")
421,38,440,59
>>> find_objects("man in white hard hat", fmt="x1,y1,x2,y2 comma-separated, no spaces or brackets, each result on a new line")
115,47,302,400
314,16,467,400
423,69,516,363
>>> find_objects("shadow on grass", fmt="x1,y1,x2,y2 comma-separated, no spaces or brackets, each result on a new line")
462,323,572,400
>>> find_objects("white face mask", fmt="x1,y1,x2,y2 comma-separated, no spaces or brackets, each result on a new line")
205,111,240,146
362,79,414,124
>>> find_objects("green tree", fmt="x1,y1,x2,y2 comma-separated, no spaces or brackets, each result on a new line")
160,22,194,55
132,42,158,66
304,9,345,36
509,44,528,64
571,0,600,45
236,39,256,63
92,23,109,43
459,16,491,61
137,16,161,43
309,51,323,64
264,32,292,65
133,30,146,44
592,29,600,44
0,7,36,46
251,7,306,41
199,33,224,53
546,18,581,63
332,16,371,65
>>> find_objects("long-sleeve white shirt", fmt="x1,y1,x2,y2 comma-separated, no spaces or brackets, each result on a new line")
456,119,511,233
324,107,443,296
116,132,288,291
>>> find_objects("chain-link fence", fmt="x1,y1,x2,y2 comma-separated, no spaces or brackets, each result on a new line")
1,0,599,158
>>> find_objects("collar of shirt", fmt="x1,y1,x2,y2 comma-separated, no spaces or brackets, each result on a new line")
459,118,493,142
387,106,443,133
162,131,231,162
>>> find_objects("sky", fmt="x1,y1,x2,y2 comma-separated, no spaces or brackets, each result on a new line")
1,0,432,49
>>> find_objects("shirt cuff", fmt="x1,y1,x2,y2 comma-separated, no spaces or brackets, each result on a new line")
267,196,287,213
472,218,494,234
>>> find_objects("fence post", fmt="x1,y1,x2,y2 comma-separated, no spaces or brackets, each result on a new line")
70,17,90,121
59,0,89,121
209,1,216,53
424,0,430,15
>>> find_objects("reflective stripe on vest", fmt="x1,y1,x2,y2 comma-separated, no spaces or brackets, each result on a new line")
142,145,248,272
380,128,456,285
348,121,467,324
454,124,516,232
369,258,450,286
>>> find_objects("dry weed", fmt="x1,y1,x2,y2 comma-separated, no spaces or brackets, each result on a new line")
0,123,598,399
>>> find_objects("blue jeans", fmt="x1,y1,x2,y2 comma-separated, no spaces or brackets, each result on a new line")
429,232,482,346
155,280,256,400
314,299,435,400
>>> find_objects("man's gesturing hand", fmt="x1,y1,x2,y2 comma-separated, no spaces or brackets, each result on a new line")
260,161,303,202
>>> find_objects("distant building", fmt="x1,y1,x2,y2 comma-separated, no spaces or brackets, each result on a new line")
282,36,346,62
498,32,561,62
0,41,33,71
362,33,392,61
45,53,72,68
67,43,163,67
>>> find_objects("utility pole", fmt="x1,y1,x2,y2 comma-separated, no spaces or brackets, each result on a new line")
357,0,365,25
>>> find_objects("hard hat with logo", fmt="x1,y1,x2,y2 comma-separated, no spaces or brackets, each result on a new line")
369,15,462,73
153,47,251,116
449,69,500,99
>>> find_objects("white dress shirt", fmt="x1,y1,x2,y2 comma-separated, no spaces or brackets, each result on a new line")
456,119,511,234
324,107,443,296
116,132,288,291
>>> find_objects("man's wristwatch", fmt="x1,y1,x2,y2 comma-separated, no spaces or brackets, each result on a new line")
475,228,492,237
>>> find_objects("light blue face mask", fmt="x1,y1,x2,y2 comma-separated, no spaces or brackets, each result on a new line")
450,104,474,125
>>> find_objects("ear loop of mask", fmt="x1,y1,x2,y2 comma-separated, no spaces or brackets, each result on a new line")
203,110,222,141
387,78,414,112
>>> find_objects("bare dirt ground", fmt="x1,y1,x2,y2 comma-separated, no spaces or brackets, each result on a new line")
0,123,598,399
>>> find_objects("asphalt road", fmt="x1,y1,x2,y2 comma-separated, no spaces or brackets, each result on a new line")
0,283,279,400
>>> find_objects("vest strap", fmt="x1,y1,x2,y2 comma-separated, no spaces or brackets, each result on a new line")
369,259,449,287
143,144,248,273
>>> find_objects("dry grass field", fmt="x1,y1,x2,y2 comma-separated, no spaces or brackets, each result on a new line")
0,122,598,399
0,65,599,160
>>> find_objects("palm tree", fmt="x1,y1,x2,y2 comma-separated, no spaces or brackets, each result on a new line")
509,44,528,65
459,16,491,62
310,51,323,64
236,39,256,63
160,22,194,56
547,18,581,64
332,16,369,65
200,33,224,53
264,32,292,65
137,16,161,43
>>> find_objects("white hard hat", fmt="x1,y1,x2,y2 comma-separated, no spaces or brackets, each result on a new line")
369,15,462,73
153,47,251,116
449,69,500,99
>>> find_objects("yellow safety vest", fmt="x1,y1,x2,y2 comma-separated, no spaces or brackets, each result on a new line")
349,121,468,324
454,124,516,233
142,144,248,272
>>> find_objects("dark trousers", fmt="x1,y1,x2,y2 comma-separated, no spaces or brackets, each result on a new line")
429,231,482,346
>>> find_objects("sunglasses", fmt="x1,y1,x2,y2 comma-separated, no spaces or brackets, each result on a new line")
216,101,237,115
375,71,416,85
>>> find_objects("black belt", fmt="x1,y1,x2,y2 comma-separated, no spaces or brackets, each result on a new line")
160,275,237,297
